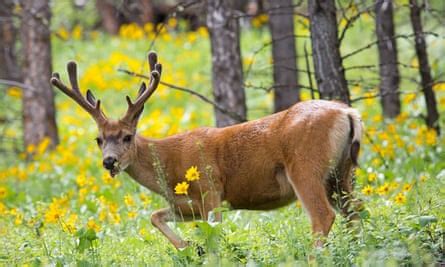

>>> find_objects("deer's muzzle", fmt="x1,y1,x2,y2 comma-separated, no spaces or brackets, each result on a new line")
103,156,117,170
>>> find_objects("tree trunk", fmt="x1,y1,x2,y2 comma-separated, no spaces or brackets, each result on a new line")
0,0,21,82
409,0,440,134
266,0,300,112
308,0,350,104
139,0,154,25
96,0,120,34
206,0,247,127
21,0,59,152
375,0,400,118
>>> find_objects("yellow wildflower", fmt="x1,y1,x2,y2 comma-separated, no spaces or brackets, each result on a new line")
87,219,101,232
395,112,408,123
7,87,22,98
56,26,69,40
362,185,373,196
411,58,419,68
37,137,50,155
394,193,406,205
372,115,383,123
44,206,64,223
390,181,399,190
14,212,23,225
139,193,152,206
0,202,7,214
99,210,107,222
175,182,189,195
258,14,269,23
111,213,121,224
425,129,437,145
377,183,390,195
76,175,89,187
124,195,135,207
420,175,428,182
402,93,416,104
185,166,200,182
403,183,412,192
296,200,302,208
128,211,137,219
139,228,148,237
368,173,377,182
144,23,154,33
79,188,88,202
408,122,418,129
71,25,83,40
102,172,114,185
167,18,177,28
26,144,35,154
63,214,78,233
355,168,365,177
433,82,445,91
371,158,382,167
0,187,7,199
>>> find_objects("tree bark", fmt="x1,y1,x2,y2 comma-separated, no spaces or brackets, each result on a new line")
139,0,154,25
266,0,300,112
0,0,21,82
308,0,350,104
96,0,120,34
206,0,247,127
409,0,440,134
21,0,59,152
375,0,400,118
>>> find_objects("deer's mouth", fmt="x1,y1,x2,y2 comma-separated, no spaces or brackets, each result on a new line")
109,162,121,177
110,167,120,177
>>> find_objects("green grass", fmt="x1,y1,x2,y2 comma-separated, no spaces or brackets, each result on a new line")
0,14,444,266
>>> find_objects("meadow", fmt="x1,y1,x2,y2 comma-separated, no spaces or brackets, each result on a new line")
0,14,444,266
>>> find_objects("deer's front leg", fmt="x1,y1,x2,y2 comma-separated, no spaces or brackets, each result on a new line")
151,208,191,249
151,191,223,250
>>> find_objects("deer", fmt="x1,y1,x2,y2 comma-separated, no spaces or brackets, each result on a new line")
50,52,364,251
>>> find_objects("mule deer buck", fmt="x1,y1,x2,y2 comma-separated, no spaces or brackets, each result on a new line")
51,52,363,250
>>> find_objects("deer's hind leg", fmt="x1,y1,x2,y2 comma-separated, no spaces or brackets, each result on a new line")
285,162,335,247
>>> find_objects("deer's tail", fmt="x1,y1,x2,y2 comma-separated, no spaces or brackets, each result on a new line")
346,109,363,166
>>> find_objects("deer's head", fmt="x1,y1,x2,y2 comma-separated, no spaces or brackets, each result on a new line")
51,52,162,177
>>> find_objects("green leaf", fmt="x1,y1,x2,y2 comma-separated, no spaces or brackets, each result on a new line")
86,200,97,213
31,258,41,267
85,229,97,241
419,215,437,227
359,209,370,220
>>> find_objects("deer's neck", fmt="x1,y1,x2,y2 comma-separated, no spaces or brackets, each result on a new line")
124,135,166,196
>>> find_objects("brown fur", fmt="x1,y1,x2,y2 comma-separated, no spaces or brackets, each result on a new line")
52,54,364,250
109,100,363,249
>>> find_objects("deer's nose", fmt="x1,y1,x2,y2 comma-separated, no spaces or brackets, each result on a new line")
103,157,117,170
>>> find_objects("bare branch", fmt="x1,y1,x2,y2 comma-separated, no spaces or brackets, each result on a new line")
342,32,439,60
244,34,310,81
117,68,247,122
0,79,36,92
338,3,374,45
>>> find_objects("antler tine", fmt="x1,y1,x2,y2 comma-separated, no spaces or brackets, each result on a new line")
50,62,107,124
67,61,80,93
133,69,161,106
148,51,157,72
122,52,162,122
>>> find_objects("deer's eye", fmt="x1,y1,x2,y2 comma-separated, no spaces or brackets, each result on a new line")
123,135,132,143
96,137,103,146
